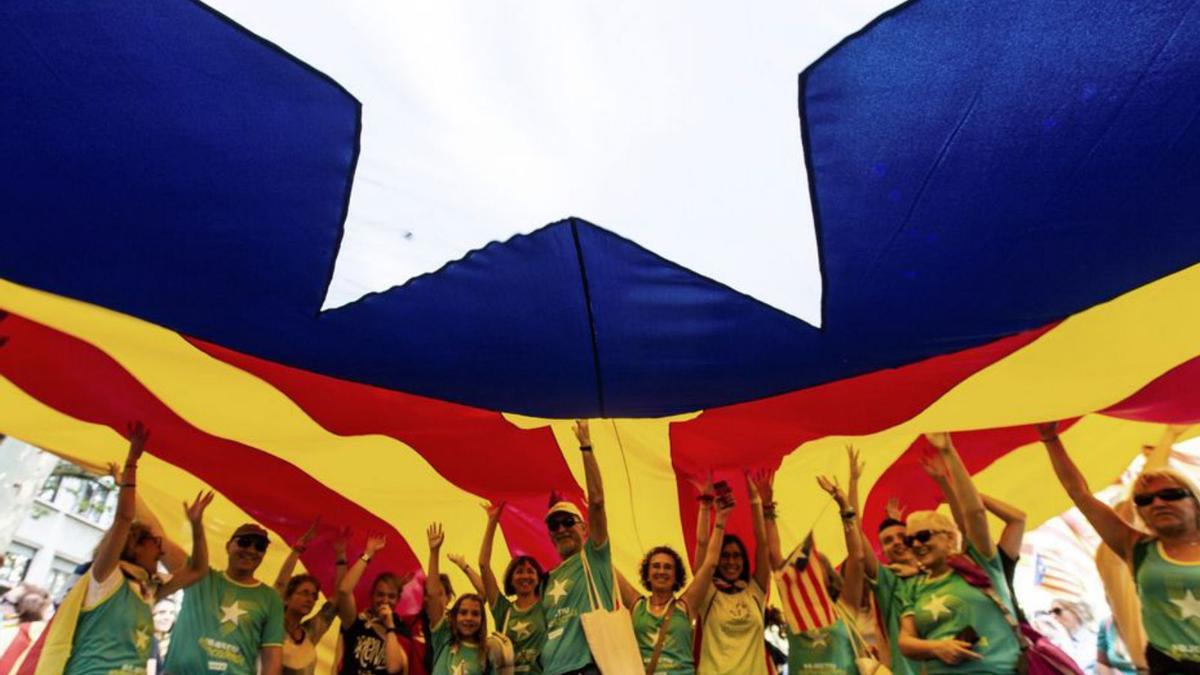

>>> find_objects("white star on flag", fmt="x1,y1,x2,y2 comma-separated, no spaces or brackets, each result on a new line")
546,578,570,605
220,600,248,626
1171,590,1200,621
922,594,952,621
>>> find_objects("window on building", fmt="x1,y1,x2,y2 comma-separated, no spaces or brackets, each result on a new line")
37,462,117,528
47,556,80,600
0,542,37,591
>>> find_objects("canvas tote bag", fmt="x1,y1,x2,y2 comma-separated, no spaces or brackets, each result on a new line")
578,545,643,673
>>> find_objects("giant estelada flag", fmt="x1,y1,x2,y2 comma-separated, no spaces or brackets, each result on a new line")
3,0,1200,670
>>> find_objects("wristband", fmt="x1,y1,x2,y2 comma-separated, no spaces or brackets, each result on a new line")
697,494,715,503
293,545,307,554
360,554,372,563
335,558,348,566
120,482,136,488
840,510,857,520
714,523,725,530
579,445,593,453
386,626,399,634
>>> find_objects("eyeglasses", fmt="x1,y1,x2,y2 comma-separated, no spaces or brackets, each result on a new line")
1133,487,1191,507
234,535,269,552
903,530,946,547
546,515,579,532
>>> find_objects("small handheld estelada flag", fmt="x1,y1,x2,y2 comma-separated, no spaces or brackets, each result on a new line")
774,533,837,634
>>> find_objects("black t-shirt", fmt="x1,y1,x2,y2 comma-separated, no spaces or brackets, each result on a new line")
998,548,1025,622
340,615,393,675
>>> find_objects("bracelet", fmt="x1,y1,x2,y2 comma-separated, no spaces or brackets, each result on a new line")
714,523,725,530
763,505,778,520
360,554,372,563
335,558,347,565
579,445,593,453
386,626,399,634
697,494,715,503
840,510,857,520
120,482,136,488
293,545,307,554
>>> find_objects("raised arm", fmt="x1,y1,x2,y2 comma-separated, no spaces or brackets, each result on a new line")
690,474,714,574
448,553,485,598
745,471,772,591
615,570,641,611
919,451,967,535
157,491,214,599
336,534,387,626
925,433,993,558
981,494,1026,560
1038,422,1140,560
751,471,784,571
93,423,147,582
424,523,447,626
682,503,733,618
274,518,320,597
574,420,607,546
477,501,505,605
107,459,189,575
815,447,864,610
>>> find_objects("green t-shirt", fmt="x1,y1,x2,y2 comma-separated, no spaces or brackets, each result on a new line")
785,618,858,674
632,598,694,674
539,539,613,675
164,569,285,675
900,545,1020,674
492,594,545,674
430,618,488,675
873,566,918,675
1133,538,1200,662
65,573,154,674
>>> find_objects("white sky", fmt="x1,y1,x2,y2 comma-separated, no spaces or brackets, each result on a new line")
203,1,903,323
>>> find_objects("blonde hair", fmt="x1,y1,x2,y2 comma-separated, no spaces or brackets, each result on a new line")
906,510,962,552
1133,467,1200,530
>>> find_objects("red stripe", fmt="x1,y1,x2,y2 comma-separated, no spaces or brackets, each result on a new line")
790,567,825,632
0,312,420,607
672,323,1057,562
1103,354,1200,424
779,570,808,632
806,541,836,627
188,338,581,568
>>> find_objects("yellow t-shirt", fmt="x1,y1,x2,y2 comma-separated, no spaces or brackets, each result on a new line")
697,580,769,675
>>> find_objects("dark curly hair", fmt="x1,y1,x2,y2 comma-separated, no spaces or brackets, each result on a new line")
717,534,751,584
639,546,687,593
503,555,546,596
284,574,321,599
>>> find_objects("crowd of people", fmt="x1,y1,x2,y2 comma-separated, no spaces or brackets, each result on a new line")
5,418,1200,675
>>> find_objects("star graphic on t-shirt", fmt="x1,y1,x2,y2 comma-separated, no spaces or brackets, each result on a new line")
1171,590,1200,621
921,594,953,621
451,660,467,675
546,578,570,605
133,627,151,651
220,600,248,626
806,630,829,650
509,619,532,639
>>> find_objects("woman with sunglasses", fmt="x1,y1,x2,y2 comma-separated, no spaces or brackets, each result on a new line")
614,499,732,674
897,432,1021,673
692,472,774,675
1040,421,1200,674
65,422,215,675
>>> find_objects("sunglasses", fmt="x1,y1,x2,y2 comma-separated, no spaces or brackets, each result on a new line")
1133,487,1191,507
546,515,579,532
903,530,945,547
233,535,269,552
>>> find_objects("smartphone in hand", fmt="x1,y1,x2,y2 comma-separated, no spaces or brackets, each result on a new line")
713,480,735,509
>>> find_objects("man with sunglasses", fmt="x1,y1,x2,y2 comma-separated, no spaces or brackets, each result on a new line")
539,420,611,675
165,522,285,675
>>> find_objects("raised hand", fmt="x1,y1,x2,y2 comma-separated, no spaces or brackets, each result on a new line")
714,500,734,525
365,534,387,557
426,523,444,550
924,432,952,452
184,491,215,525
846,446,864,483
816,475,848,508
918,452,948,480
1035,422,1059,442
482,501,506,522
689,471,716,498
296,517,321,549
572,419,591,447
447,553,469,569
750,469,776,505
126,421,149,465
885,497,906,521
333,525,351,557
